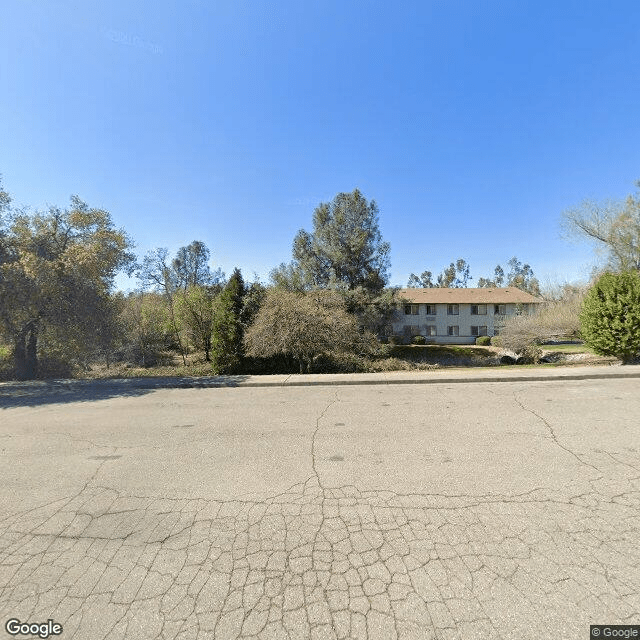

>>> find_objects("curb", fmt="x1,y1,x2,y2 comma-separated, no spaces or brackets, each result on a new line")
3,365,640,397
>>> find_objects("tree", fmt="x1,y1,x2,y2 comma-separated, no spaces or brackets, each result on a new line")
477,258,540,296
138,248,188,364
269,261,311,291
477,265,505,288
562,182,640,272
175,285,217,362
211,268,245,372
172,240,224,290
580,271,640,364
506,257,540,296
291,189,391,293
0,191,134,379
244,289,371,373
407,259,471,288
407,271,435,288
118,291,172,366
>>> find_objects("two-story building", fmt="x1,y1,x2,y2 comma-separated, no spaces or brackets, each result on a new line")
390,287,543,344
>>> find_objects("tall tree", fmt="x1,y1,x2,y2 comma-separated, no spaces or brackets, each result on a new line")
562,181,640,272
407,259,471,288
211,268,245,373
139,248,188,364
477,265,505,288
292,189,391,293
172,240,224,290
505,257,540,296
477,258,539,295
0,191,134,379
175,285,218,362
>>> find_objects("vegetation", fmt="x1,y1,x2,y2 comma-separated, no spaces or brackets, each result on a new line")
211,268,246,373
0,187,134,379
408,258,472,288
477,257,541,296
244,288,376,373
580,271,640,364
562,181,640,272
272,188,390,293
493,285,585,355
3,174,636,380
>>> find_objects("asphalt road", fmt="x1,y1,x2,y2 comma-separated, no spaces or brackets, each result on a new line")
1,378,639,639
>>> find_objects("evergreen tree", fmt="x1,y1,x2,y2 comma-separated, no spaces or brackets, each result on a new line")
580,271,640,364
211,268,245,372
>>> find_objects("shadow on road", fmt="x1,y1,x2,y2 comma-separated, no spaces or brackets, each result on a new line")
0,376,251,408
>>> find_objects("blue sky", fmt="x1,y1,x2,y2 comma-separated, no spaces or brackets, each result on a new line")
2,0,639,291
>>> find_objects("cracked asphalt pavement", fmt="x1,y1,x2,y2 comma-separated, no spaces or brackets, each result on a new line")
0,378,639,639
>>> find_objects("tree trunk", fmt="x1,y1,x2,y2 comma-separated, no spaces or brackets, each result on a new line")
14,320,39,380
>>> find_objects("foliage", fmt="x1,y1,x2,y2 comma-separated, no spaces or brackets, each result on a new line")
116,292,172,366
172,240,224,290
175,285,218,361
475,336,491,346
138,241,224,365
389,335,403,345
477,257,540,295
580,271,640,363
408,258,471,288
291,189,391,293
339,286,401,337
211,268,245,373
562,181,640,272
244,288,375,372
0,186,135,379
476,265,505,288
269,261,311,291
412,335,426,345
494,287,585,355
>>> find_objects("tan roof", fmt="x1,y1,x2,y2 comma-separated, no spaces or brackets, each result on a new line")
398,287,543,304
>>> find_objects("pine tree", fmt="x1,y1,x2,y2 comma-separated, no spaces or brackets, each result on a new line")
580,271,640,364
211,268,245,373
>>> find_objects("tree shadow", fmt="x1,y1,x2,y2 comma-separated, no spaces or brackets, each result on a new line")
0,376,252,409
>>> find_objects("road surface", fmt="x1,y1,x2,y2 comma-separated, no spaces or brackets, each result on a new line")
1,378,639,639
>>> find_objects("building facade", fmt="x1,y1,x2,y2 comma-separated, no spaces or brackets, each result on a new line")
390,287,542,344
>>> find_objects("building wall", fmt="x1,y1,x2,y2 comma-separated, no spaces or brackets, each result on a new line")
391,302,530,343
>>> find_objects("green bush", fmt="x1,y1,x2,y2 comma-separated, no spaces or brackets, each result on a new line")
580,271,640,363
389,335,404,345
412,335,426,345
475,336,491,346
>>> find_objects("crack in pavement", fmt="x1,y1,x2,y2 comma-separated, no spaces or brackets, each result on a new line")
1,388,639,639
512,392,603,475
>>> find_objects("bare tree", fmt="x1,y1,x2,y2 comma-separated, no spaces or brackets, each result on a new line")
562,181,640,272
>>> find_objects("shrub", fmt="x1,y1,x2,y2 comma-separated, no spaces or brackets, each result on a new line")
580,271,640,364
412,335,426,345
389,335,404,345
475,336,491,346
516,344,543,364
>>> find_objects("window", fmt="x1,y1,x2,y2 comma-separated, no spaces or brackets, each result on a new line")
425,325,437,336
447,304,459,315
403,325,420,336
471,304,487,315
425,304,437,315
494,304,506,315
471,326,488,336
447,326,459,336
492,327,500,336
404,304,419,315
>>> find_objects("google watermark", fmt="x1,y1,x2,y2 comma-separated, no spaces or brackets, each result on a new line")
5,619,62,638
591,626,640,638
